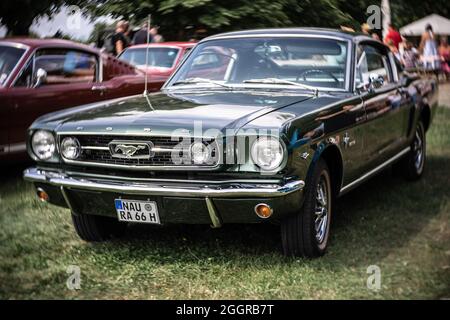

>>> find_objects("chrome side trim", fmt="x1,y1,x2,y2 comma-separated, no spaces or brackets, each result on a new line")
340,147,410,194
23,167,305,198
8,142,27,153
205,197,222,228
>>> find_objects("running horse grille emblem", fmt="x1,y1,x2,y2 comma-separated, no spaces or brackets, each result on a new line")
108,140,154,159
115,145,145,157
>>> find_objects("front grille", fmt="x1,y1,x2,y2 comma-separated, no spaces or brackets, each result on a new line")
59,134,218,168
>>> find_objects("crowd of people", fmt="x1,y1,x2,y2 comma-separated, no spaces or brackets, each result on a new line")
102,19,450,80
361,23,450,79
105,20,165,56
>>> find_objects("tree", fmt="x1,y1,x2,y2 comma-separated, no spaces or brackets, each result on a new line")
85,0,354,40
87,21,114,47
0,0,88,36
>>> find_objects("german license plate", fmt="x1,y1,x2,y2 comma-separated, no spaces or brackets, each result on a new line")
115,199,160,224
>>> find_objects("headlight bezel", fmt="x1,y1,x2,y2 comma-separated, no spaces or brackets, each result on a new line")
250,136,287,172
30,130,57,161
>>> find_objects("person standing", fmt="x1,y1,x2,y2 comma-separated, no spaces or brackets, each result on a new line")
419,24,440,72
439,37,450,78
150,26,164,43
384,24,402,50
401,41,419,70
132,22,152,45
111,20,129,56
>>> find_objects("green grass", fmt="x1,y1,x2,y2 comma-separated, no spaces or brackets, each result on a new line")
1,108,450,299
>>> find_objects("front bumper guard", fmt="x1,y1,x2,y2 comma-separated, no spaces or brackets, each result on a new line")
24,167,305,228
23,167,305,198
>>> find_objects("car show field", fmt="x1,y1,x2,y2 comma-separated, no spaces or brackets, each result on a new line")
1,106,449,299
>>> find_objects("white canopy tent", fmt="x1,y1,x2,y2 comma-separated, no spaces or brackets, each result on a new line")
400,14,450,36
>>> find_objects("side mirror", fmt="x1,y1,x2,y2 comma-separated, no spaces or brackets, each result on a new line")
368,73,384,92
33,68,47,88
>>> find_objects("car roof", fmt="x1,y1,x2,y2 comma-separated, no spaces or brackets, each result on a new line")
202,28,371,42
128,42,196,49
0,38,99,54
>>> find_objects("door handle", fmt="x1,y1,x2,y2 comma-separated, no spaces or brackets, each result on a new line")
91,85,107,91
92,85,107,96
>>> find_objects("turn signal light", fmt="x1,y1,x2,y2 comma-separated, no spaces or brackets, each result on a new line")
36,188,49,202
254,203,273,219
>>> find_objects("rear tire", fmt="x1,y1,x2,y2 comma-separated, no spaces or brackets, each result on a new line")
400,121,426,181
71,213,126,242
281,158,333,257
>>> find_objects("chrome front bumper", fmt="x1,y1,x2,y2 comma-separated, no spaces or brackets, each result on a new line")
23,167,305,198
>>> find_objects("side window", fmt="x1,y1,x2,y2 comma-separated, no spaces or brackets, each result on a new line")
15,49,98,87
355,44,392,90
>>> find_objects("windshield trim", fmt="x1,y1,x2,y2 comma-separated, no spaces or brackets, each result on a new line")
119,46,181,69
0,42,30,88
163,35,352,92
164,83,347,93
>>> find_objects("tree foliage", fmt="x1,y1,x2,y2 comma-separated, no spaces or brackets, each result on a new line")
86,0,449,40
0,0,89,35
85,0,354,39
1,0,449,38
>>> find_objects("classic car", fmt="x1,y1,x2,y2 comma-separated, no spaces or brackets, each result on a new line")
23,28,438,257
118,42,195,82
0,38,164,161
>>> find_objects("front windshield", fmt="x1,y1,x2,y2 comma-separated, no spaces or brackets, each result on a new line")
119,47,179,68
166,37,349,91
0,45,26,86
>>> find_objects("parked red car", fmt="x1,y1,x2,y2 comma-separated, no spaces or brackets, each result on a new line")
0,38,164,161
118,42,195,81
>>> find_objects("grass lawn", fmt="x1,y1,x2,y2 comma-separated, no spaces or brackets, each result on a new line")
0,107,449,300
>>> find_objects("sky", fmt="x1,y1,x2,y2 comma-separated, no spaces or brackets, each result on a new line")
0,6,116,41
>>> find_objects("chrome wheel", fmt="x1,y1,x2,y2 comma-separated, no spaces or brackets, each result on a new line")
315,174,330,244
413,126,424,173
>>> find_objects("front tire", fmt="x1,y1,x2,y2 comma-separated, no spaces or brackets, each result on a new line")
281,158,333,257
71,213,126,242
400,121,426,181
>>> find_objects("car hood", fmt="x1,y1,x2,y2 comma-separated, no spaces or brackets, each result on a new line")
36,90,314,135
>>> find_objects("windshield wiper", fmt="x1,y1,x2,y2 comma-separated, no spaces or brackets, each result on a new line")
243,78,319,95
172,77,231,89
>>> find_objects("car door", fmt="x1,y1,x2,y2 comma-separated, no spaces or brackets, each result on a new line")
356,42,412,169
7,48,105,155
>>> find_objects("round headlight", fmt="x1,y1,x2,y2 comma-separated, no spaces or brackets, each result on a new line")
250,136,284,171
190,142,211,165
31,130,55,160
61,137,80,160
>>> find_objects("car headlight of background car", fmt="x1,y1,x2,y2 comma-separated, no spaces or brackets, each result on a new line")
250,136,285,171
60,137,81,160
31,130,56,161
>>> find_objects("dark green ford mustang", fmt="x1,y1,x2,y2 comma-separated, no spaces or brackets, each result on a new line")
24,28,438,257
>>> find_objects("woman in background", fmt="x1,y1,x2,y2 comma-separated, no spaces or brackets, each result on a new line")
419,24,440,74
